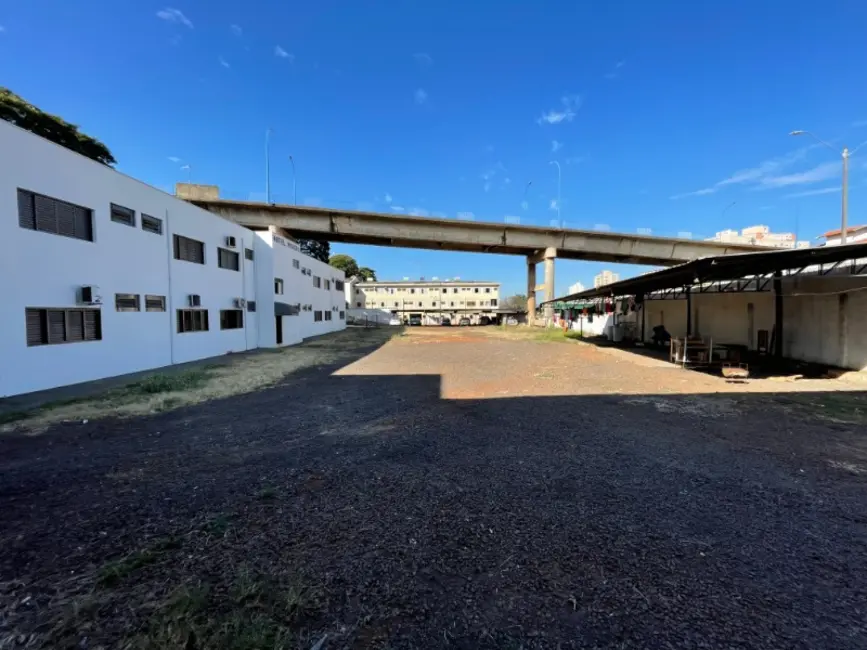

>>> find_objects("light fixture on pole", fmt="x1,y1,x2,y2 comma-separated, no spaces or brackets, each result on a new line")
549,160,561,225
288,155,297,205
789,130,867,244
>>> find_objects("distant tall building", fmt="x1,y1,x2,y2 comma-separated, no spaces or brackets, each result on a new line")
594,270,620,288
568,281,585,294
706,224,808,249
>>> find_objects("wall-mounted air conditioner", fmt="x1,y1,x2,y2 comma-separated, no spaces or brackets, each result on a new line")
225,236,237,248
234,298,246,309
80,285,102,305
188,294,201,307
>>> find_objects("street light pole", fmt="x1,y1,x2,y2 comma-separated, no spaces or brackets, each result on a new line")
289,155,297,205
789,130,864,245
549,160,561,225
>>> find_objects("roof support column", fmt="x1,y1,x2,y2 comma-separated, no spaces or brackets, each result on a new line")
685,286,692,336
526,258,537,323
773,270,783,358
543,247,557,324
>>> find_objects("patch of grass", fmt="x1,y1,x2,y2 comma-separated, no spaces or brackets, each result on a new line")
0,409,32,426
98,537,183,587
123,370,212,396
775,392,867,425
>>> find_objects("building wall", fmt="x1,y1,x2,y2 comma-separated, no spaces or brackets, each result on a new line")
254,231,345,347
690,292,775,349
783,275,867,370
350,281,500,318
0,120,343,398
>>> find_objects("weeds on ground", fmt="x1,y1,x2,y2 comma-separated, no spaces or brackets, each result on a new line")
773,392,867,425
98,537,183,587
487,326,584,343
0,328,392,432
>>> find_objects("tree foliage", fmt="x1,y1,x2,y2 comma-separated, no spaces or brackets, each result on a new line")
299,239,331,263
0,87,116,166
502,294,528,310
329,254,360,278
358,267,377,281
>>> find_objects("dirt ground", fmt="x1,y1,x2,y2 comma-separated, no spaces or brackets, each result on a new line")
2,327,866,649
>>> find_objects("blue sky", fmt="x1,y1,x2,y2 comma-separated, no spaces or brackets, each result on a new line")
3,1,867,296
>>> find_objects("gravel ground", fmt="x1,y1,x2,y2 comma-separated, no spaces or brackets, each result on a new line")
2,327,866,649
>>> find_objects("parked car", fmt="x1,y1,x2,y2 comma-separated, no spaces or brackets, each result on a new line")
505,317,518,326
458,317,471,326
408,315,423,326
441,317,451,326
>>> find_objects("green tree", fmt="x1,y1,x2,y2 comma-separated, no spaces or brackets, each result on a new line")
299,239,330,263
329,254,360,278
503,294,528,310
358,267,377,281
0,87,116,166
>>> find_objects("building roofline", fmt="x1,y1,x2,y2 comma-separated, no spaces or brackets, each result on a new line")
354,280,500,285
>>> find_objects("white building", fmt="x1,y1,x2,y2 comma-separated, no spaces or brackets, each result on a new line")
819,225,867,246
568,281,585,295
0,120,345,398
707,224,809,249
594,270,620,288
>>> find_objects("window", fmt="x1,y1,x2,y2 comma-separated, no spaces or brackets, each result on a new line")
173,234,205,264
244,248,254,261
110,203,135,227
115,293,140,312
450,302,455,307
474,288,479,293
313,276,321,288
145,295,166,312
453,288,459,294
491,299,498,307
432,301,438,307
177,309,209,333
467,301,476,307
393,302,399,307
141,214,163,235
18,189,94,242
339,311,345,320
410,288,416,294
274,278,284,294
220,309,244,330
356,302,362,307
325,311,332,321
247,301,257,312
485,287,491,293
218,247,240,271
324,280,331,290
335,280,344,291
314,310,323,322
26,308,101,346
293,259,300,269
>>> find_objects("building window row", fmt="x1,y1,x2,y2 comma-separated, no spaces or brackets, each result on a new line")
18,189,94,242
112,293,167,312
218,247,240,271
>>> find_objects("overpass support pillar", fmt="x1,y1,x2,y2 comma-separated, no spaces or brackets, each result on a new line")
526,259,536,322
543,248,557,324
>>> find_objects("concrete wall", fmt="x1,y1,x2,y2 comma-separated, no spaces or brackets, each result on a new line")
0,120,344,397
690,292,775,349
783,275,867,370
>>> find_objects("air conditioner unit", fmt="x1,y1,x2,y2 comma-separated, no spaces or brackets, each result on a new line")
234,298,246,309
188,294,201,307
80,285,102,305
225,235,237,248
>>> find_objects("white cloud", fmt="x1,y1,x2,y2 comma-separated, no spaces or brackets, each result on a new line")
413,52,433,66
274,45,294,61
784,185,841,199
230,24,242,36
549,199,559,211
409,207,429,217
671,145,823,199
551,140,563,153
414,88,428,104
537,95,581,125
759,161,839,188
384,193,393,204
390,205,405,212
156,8,193,28
167,156,181,163
219,56,230,69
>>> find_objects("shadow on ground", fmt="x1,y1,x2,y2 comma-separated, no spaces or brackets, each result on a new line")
1,341,866,648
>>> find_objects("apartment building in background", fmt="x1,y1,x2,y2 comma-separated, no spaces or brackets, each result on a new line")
706,225,809,249
0,120,345,398
818,225,867,246
346,279,500,323
594,270,620,288
568,281,586,294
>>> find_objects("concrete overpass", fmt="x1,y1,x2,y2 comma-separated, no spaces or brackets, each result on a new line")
181,187,763,318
